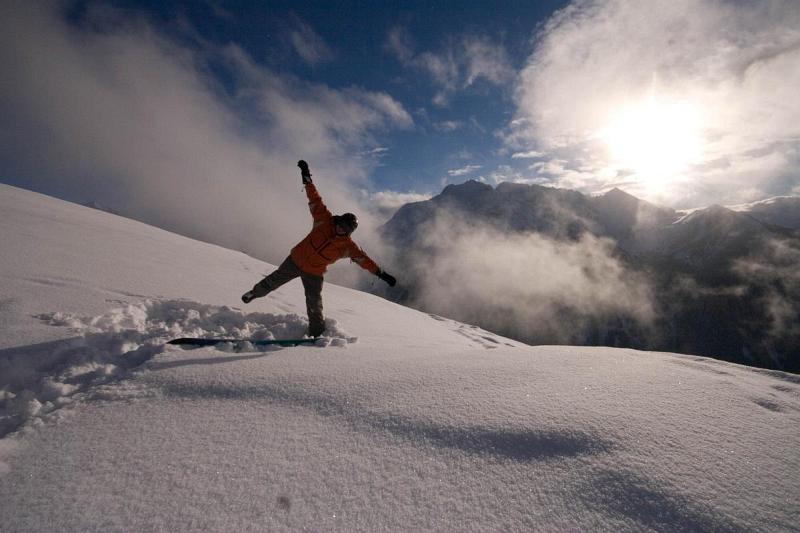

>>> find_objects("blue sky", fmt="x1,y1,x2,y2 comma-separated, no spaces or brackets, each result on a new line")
1,0,799,264
69,0,567,196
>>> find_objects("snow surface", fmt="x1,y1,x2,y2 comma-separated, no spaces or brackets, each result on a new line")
1,183,799,531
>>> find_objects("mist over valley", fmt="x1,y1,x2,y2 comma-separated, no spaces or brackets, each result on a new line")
381,180,800,372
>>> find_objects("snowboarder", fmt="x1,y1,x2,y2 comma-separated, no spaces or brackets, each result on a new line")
241,160,397,337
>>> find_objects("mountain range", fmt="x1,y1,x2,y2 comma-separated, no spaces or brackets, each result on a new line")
382,181,800,372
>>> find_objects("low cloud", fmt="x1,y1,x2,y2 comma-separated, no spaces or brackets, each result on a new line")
403,210,655,344
0,1,410,272
364,189,432,221
734,239,800,342
508,0,800,207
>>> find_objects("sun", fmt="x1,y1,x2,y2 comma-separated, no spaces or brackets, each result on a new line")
600,96,704,192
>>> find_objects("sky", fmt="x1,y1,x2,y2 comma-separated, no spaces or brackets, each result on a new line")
1,0,799,265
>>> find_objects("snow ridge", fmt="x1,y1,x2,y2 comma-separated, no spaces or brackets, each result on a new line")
0,300,354,438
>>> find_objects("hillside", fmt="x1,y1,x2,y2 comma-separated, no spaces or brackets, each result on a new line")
1,183,798,531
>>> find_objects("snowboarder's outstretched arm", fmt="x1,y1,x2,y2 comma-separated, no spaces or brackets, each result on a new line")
297,160,332,224
345,240,380,275
376,269,397,286
345,241,397,286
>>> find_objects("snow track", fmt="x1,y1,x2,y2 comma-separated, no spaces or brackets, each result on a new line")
0,300,354,438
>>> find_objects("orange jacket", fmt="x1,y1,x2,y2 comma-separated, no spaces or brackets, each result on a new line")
290,182,380,277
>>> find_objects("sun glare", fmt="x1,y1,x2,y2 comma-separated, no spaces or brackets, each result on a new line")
600,96,704,192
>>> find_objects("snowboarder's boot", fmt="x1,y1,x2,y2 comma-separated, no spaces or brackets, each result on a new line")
308,323,325,338
241,291,255,304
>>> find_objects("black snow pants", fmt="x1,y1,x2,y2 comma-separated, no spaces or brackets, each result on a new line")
250,256,325,337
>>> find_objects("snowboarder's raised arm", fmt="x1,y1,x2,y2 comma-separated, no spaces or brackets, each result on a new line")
304,182,332,224
297,160,332,224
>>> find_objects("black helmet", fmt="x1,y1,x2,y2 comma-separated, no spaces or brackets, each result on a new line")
334,213,358,235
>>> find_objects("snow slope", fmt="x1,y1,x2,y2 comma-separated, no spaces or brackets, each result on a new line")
1,183,798,531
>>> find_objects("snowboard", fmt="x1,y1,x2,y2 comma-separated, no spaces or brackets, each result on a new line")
167,337,318,347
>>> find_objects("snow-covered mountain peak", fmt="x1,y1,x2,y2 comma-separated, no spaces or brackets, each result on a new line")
495,180,541,194
601,186,635,200
438,178,492,199
595,186,673,214
728,195,800,230
592,186,677,234
676,203,763,230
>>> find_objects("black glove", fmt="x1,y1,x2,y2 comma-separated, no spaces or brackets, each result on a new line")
377,270,397,287
297,160,312,184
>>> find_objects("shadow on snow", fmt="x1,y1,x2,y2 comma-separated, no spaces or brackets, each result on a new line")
163,381,614,463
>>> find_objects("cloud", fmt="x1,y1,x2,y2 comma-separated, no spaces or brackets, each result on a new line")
734,239,800,342
511,150,544,159
528,159,606,191
205,1,234,21
416,50,460,89
387,27,514,106
364,146,389,157
357,91,414,129
364,189,432,221
404,210,655,344
0,1,410,272
473,165,549,188
508,0,800,207
448,164,482,177
463,36,515,86
386,26,414,63
434,120,464,132
289,18,334,66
